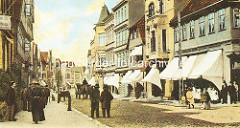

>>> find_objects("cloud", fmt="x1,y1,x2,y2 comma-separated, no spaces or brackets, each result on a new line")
52,34,91,66
85,0,105,15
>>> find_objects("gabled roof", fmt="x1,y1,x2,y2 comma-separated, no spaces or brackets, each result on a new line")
171,0,223,23
40,52,48,64
96,4,110,25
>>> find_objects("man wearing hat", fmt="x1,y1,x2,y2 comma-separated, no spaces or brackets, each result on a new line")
100,86,113,117
90,84,100,118
6,81,17,121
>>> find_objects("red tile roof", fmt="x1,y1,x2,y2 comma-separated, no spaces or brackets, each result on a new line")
40,52,48,64
171,0,223,23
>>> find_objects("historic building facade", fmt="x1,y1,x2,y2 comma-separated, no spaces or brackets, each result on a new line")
167,0,240,100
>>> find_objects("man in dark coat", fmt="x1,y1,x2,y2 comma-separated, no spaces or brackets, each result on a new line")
44,85,50,105
31,81,46,123
6,81,17,121
82,78,88,85
221,81,227,104
100,86,113,118
90,84,100,118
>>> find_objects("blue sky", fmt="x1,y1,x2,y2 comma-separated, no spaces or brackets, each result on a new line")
34,0,117,66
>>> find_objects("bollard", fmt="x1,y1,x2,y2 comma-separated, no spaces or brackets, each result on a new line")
67,95,72,111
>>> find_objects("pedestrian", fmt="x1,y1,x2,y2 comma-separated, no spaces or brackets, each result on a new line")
186,87,194,109
6,81,17,121
229,81,237,104
82,78,88,85
90,84,100,118
201,88,211,110
233,81,239,101
220,81,227,104
100,86,113,118
44,85,50,105
135,84,144,99
31,80,46,124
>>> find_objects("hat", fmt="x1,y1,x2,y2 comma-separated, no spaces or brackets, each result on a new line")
95,84,100,88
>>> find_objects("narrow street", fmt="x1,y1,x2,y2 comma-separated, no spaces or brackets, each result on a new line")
0,97,108,128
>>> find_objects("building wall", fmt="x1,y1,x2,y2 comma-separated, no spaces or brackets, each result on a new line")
172,3,240,88
145,0,176,98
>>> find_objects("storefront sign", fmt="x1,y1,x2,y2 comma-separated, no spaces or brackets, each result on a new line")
0,15,11,30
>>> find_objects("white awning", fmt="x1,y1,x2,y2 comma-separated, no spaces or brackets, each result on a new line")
108,74,120,88
188,50,223,90
104,76,114,85
89,77,95,86
130,46,142,56
159,57,188,80
121,70,133,83
128,70,142,83
142,64,161,89
172,54,205,80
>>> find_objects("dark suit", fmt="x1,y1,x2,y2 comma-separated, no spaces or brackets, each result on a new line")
6,87,16,121
100,89,113,117
90,87,100,118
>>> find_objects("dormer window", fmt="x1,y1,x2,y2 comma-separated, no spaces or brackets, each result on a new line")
149,3,154,17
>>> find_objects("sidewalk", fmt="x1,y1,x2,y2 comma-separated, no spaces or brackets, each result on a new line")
0,100,109,128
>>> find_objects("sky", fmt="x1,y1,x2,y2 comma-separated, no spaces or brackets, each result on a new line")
34,0,117,66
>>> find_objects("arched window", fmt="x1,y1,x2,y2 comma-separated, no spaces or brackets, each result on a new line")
149,3,154,17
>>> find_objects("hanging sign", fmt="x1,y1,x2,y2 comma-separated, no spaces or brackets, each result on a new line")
0,15,11,30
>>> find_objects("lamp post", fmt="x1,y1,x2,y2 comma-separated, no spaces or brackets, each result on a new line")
177,11,184,104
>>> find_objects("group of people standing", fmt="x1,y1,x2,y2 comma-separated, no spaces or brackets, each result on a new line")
220,81,239,104
90,84,113,118
6,80,50,124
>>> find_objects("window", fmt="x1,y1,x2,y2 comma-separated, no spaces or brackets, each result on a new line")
174,27,179,42
151,31,156,52
118,32,120,45
120,31,122,44
25,4,31,16
118,10,120,23
162,29,166,52
136,28,139,38
132,29,135,39
199,16,205,36
98,54,106,66
98,33,105,46
124,6,127,20
116,12,118,24
233,8,240,28
182,24,187,40
208,12,215,33
121,8,123,22
219,9,226,30
149,3,154,17
189,20,195,38
159,0,164,14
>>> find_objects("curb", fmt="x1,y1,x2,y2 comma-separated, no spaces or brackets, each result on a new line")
60,102,111,128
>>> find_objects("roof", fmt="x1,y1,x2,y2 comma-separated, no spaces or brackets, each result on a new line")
96,4,110,25
40,52,48,64
171,0,223,24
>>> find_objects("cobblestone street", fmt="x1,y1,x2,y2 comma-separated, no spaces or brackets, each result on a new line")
70,96,240,128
